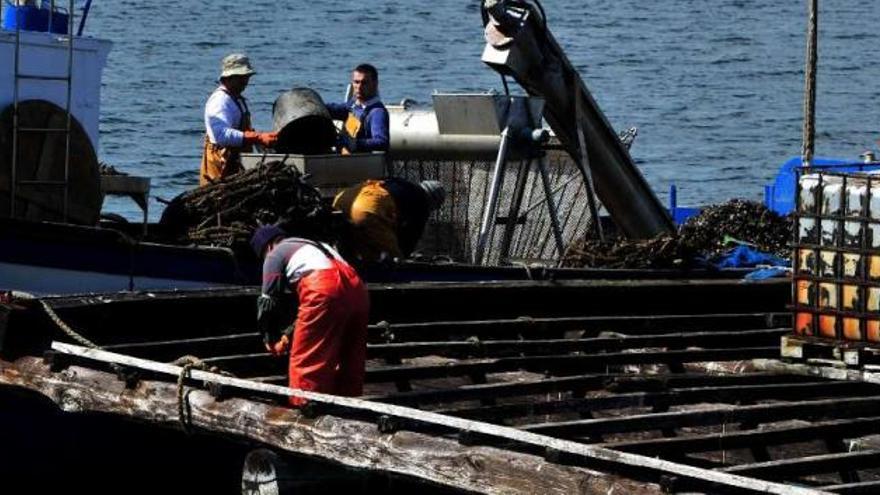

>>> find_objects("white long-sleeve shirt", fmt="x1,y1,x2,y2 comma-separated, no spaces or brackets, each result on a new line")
204,86,249,147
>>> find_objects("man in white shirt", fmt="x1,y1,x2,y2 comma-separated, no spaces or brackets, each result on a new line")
199,53,278,186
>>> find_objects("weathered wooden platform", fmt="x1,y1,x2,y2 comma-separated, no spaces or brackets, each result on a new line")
3,278,879,494
781,334,880,368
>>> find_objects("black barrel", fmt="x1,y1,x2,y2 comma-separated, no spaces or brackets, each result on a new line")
272,88,337,155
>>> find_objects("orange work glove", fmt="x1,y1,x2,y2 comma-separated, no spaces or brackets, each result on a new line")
243,131,279,148
266,334,290,356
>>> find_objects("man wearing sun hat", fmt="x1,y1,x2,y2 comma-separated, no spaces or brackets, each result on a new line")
199,53,279,186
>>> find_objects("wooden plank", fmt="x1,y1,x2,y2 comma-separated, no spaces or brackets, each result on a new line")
606,417,880,455
201,347,783,381
752,359,880,386
372,313,791,342
602,373,818,393
781,335,880,367
42,287,258,309
100,328,786,363
365,348,782,383
821,480,880,494
522,396,880,438
0,355,649,495
103,333,259,361
46,342,829,495
372,373,612,405
440,382,876,422
369,328,789,359
721,450,880,479
333,373,820,406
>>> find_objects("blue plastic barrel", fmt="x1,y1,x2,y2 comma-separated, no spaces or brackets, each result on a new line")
764,156,880,215
2,2,68,34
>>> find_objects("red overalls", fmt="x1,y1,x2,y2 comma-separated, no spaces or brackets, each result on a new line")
288,257,369,406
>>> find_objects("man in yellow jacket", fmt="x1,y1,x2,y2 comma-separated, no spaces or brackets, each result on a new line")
333,178,445,265
199,53,278,186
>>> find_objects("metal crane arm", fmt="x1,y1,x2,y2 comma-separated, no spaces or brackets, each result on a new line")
481,0,674,238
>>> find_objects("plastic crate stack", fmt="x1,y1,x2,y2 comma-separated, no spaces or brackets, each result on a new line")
794,170,880,342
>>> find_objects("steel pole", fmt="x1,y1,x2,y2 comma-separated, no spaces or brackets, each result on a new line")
474,127,512,265
537,156,566,258
801,0,819,168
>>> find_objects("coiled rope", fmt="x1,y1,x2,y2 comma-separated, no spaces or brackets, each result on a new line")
171,355,233,434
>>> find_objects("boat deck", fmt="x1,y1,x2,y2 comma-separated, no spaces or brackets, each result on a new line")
2,278,879,494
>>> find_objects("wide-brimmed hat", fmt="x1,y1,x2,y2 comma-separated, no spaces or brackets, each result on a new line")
250,225,285,258
220,53,256,79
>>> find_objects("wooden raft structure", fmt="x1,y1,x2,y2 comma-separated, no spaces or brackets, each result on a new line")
3,278,880,494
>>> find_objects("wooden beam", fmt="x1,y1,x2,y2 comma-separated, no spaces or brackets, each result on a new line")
192,347,783,381
43,342,829,495
103,333,259,361
606,417,880,455
41,287,258,309
103,328,791,361
369,372,821,407
752,359,880,387
0,356,642,495
522,396,880,438
369,328,788,359
721,450,880,479
100,328,786,365
820,480,880,494
371,313,791,343
371,348,781,383
440,382,876,422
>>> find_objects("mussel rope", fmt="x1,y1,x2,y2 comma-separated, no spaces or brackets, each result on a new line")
171,355,233,434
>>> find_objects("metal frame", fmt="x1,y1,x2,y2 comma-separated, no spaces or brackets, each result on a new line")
793,169,880,344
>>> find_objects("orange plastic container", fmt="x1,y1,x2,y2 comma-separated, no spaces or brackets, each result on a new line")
868,320,880,343
795,312,814,336
818,315,837,338
843,318,862,341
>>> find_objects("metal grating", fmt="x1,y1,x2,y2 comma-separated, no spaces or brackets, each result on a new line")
390,149,592,265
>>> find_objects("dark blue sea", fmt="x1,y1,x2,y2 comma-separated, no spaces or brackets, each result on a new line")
90,1,880,220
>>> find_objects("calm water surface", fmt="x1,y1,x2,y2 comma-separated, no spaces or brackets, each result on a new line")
87,1,880,219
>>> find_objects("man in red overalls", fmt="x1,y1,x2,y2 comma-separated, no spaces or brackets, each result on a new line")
251,225,369,406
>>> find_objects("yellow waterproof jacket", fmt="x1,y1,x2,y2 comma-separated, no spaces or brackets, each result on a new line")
333,180,401,263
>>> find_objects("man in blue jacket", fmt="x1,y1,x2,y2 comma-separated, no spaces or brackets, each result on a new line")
326,64,390,153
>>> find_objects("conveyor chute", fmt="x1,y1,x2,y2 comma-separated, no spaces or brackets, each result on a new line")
481,0,674,238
